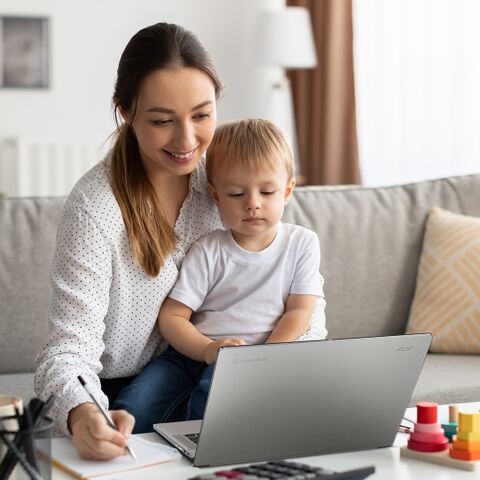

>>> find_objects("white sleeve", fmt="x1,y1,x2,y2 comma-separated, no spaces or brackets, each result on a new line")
290,232,324,297
168,241,211,311
291,231,328,340
34,202,112,436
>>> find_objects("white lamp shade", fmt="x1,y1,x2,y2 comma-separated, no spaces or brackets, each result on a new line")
256,7,317,69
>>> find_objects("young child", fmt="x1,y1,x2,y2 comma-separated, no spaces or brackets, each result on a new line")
113,119,326,430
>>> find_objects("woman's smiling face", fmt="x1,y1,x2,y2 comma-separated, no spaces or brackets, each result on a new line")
125,67,217,179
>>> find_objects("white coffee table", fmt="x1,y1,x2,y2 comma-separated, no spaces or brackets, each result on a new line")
52,402,480,479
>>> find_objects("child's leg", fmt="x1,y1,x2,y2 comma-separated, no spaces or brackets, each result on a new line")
186,364,215,420
111,347,203,433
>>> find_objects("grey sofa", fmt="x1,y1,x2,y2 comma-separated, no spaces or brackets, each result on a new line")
1,174,480,406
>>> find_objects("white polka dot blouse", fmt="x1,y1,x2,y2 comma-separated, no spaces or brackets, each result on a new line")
34,156,224,436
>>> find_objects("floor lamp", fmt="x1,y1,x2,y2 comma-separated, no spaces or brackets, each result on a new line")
256,7,317,173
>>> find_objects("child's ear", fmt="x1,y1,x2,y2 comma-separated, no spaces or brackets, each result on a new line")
284,178,296,204
207,182,220,206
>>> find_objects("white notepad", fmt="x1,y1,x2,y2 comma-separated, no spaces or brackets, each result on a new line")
49,436,180,479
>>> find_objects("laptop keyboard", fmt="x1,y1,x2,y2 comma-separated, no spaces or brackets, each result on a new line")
188,460,375,479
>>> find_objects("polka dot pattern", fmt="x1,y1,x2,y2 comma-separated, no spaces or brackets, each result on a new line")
34,157,224,435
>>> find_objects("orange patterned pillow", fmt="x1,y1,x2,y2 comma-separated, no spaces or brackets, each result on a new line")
406,207,480,353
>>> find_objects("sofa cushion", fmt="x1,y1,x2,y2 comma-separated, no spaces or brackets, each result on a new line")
0,197,65,374
410,353,480,405
283,174,480,338
1,174,480,377
406,208,480,353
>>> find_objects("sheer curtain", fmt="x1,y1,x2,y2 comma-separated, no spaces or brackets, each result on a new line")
353,0,480,186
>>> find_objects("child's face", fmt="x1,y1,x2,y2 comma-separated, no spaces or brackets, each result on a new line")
208,164,295,245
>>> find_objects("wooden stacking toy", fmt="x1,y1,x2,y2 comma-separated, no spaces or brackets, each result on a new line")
400,404,480,471
450,412,480,461
407,402,449,452
442,405,458,442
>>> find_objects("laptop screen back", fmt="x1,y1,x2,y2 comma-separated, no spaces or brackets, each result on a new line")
194,334,431,467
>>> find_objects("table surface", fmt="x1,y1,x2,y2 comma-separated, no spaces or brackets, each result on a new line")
52,402,480,480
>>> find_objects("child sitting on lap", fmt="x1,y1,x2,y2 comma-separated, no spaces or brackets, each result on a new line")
112,119,326,431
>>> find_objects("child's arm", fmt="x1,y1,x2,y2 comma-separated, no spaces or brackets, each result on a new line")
158,298,245,364
265,294,316,344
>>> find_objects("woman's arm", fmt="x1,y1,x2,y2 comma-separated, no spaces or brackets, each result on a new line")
34,202,134,459
35,204,110,431
284,229,327,341
158,298,245,364
265,294,316,344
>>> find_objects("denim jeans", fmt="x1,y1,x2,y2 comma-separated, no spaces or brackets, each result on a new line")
111,347,214,433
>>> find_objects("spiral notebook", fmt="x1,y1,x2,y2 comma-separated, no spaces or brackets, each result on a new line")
49,436,180,479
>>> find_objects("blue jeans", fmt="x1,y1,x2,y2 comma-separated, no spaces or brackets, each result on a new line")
111,347,214,433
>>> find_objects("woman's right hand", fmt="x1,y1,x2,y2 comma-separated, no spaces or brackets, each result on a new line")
203,338,246,365
68,403,135,460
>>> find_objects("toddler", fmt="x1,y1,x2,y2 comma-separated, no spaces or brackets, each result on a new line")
113,119,326,431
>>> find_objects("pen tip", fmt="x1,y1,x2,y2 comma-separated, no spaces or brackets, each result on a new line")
77,375,86,386
127,446,137,460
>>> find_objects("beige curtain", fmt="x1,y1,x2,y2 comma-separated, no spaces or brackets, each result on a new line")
287,0,361,185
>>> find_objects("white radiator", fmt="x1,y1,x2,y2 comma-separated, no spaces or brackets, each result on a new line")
0,137,110,197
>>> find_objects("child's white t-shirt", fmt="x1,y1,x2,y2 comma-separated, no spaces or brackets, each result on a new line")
169,222,326,345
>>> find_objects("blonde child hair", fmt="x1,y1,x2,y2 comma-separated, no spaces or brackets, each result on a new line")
206,119,296,184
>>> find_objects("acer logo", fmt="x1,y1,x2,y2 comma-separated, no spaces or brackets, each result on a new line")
397,346,415,352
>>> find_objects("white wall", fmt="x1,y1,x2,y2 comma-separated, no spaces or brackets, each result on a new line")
0,0,283,142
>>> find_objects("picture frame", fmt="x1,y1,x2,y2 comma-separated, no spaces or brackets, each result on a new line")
0,16,49,88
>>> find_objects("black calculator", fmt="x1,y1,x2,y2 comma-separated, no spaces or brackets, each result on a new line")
188,460,375,479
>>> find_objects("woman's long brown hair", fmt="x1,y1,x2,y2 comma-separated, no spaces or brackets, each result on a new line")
110,23,222,276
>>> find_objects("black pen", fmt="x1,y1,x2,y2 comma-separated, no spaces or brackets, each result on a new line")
77,375,136,460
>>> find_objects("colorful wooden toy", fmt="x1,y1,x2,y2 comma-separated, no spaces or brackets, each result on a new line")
458,412,480,433
408,438,449,452
400,404,480,471
441,405,459,442
457,431,480,442
417,401,438,424
410,431,449,444
450,412,480,461
414,422,444,434
450,449,480,461
449,405,459,423
407,402,449,453
452,439,480,451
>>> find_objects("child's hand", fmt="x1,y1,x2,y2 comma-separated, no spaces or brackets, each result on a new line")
203,338,246,364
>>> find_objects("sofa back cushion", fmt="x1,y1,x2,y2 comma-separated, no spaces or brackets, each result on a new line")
283,174,480,339
1,174,479,374
0,197,65,374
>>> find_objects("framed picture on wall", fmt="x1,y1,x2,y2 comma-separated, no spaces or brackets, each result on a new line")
0,16,49,88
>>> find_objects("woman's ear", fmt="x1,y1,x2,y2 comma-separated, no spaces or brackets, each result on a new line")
207,182,220,206
284,178,296,205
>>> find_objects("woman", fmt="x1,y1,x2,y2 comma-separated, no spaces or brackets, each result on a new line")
34,22,224,460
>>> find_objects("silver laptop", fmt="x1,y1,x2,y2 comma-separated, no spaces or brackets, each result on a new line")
153,334,431,467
